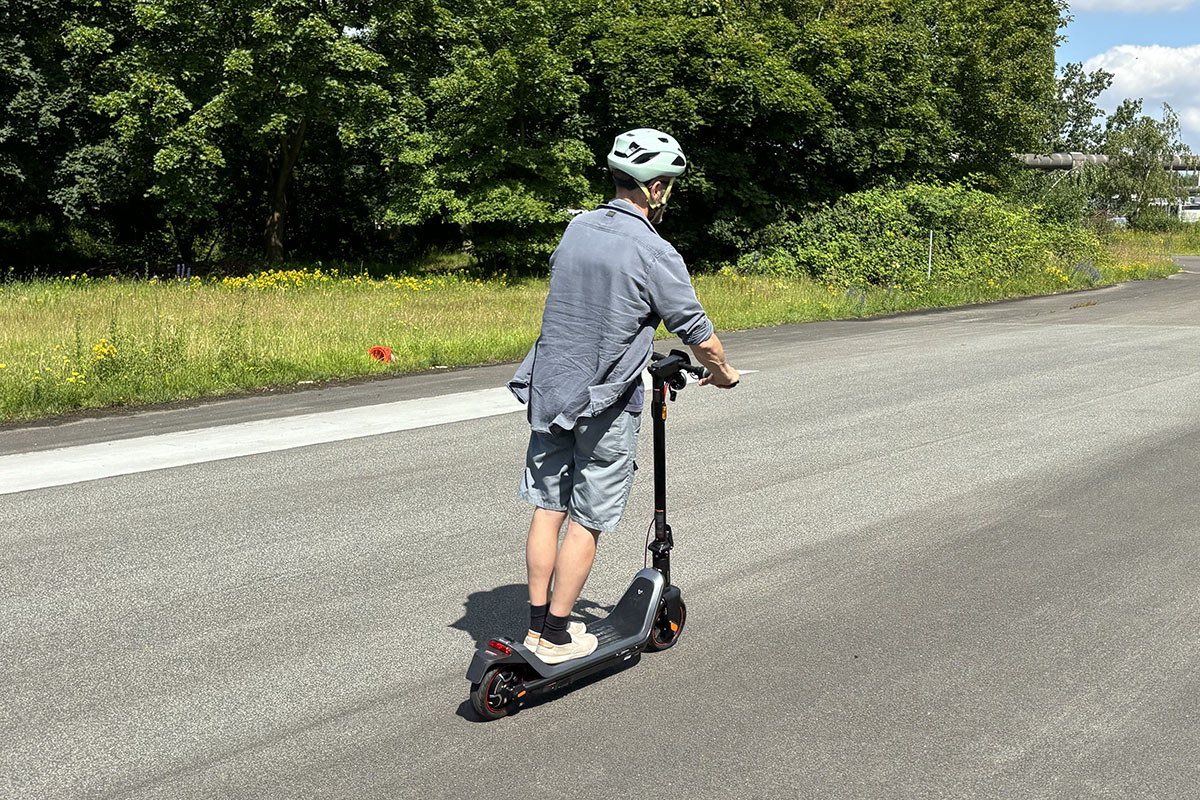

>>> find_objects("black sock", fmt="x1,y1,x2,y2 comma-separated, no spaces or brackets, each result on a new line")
529,603,549,635
542,612,571,646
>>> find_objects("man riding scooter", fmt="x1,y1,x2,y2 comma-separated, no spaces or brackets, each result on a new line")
507,128,740,664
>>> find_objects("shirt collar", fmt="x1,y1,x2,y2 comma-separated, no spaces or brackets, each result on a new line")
600,198,658,234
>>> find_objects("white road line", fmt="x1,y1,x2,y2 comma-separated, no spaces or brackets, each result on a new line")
0,370,756,495
0,386,523,495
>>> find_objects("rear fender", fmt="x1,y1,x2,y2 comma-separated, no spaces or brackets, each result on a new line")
466,642,529,684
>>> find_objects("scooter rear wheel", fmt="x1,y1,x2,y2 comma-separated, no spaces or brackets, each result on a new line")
646,600,686,651
470,666,523,720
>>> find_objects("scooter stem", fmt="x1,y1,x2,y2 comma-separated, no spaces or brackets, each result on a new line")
648,373,673,585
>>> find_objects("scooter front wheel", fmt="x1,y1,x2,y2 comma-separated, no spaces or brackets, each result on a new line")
470,666,524,720
646,599,686,651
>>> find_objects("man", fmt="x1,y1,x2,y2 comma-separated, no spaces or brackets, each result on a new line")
507,128,739,664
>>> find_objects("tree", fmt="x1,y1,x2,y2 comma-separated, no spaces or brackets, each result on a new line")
377,0,596,270
1042,62,1112,153
1098,100,1190,225
76,0,426,262
2,0,1073,272
584,0,832,260
928,0,1065,179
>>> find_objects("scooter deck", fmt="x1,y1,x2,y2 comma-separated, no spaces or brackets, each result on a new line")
501,568,666,682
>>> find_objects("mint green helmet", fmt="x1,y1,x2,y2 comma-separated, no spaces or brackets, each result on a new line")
607,128,687,183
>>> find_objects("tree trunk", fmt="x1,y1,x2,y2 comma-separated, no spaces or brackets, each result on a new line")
263,118,308,263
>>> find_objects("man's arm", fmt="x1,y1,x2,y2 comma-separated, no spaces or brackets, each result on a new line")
690,333,739,388
645,249,739,388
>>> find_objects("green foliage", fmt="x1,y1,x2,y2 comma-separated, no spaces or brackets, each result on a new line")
1098,101,1192,226
58,0,432,263
1041,61,1113,153
1,249,1176,420
0,218,81,275
734,182,1106,290
1,0,1071,272
383,0,598,267
999,166,1106,226
1128,208,1190,233
925,0,1063,178
466,221,565,274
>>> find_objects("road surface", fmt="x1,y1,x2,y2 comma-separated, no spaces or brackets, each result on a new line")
3,262,1199,798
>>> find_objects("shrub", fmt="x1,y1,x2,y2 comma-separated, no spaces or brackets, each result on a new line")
733,182,1107,290
1129,208,1190,233
0,218,89,277
466,220,565,275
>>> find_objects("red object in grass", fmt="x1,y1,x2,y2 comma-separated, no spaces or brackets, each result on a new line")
368,346,394,362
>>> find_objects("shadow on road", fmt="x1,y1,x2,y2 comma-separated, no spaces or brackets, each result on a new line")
449,583,615,648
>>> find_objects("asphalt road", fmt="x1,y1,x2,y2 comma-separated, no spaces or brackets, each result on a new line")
4,263,1200,799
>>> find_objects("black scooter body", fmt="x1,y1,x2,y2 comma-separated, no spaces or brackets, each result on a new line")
466,567,665,689
466,349,703,719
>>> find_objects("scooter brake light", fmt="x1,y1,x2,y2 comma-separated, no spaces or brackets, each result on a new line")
487,640,513,656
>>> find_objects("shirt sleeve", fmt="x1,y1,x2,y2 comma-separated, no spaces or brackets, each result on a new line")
646,247,714,346
506,341,537,404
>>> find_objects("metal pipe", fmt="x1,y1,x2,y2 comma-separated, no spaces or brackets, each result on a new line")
1016,152,1200,170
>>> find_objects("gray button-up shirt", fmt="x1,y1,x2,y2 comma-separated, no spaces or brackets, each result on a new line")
508,199,715,433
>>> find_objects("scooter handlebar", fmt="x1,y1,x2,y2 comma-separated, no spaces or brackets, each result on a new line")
649,349,712,391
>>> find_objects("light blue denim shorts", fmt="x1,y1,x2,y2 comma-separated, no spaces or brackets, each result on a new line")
519,402,641,532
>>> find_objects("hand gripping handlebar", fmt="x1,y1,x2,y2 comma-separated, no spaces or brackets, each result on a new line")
649,349,710,392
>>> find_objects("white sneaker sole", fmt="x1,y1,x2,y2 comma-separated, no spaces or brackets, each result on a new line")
535,635,598,664
523,621,586,650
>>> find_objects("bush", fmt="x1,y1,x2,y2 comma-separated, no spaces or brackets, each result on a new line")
0,217,89,277
732,182,1107,290
465,222,560,275
1129,208,1190,233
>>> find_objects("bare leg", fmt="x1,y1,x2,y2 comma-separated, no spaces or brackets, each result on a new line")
548,518,601,617
527,508,567,606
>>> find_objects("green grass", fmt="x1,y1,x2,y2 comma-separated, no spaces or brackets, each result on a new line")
1106,227,1200,258
0,251,1181,422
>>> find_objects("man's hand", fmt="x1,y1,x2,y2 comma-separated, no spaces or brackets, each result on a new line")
699,364,739,388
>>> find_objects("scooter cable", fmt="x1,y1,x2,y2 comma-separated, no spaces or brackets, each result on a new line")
643,517,654,568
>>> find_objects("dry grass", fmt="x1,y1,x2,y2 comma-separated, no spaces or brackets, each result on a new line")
0,269,545,419
0,250,1181,422
1106,228,1200,260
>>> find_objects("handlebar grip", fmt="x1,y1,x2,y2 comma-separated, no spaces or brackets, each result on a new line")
691,365,710,380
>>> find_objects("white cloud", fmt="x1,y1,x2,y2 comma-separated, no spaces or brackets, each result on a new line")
1084,44,1200,146
1072,0,1196,10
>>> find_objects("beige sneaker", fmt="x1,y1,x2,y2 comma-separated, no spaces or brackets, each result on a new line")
535,630,598,664
523,621,586,650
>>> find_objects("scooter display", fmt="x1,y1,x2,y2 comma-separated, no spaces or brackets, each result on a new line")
466,349,708,720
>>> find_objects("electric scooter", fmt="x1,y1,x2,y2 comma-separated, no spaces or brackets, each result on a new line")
466,349,709,720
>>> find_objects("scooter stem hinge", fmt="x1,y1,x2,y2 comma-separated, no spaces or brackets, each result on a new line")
647,523,674,556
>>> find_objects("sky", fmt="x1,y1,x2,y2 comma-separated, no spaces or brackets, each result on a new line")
1057,1,1200,150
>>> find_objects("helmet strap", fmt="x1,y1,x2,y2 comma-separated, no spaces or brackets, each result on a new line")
637,177,676,224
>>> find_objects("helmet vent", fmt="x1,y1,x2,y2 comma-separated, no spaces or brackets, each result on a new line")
672,156,685,166
632,152,657,164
